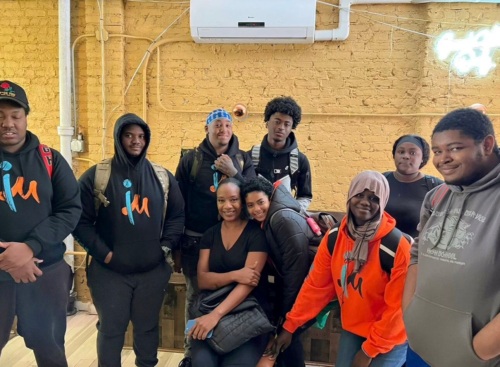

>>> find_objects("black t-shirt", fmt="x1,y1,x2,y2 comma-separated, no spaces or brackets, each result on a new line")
385,173,442,237
200,220,269,307
200,220,268,272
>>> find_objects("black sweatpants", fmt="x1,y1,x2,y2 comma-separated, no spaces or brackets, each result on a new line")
0,260,71,367
87,260,171,367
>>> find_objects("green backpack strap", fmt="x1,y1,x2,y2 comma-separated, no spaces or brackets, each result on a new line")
93,159,112,215
189,147,203,183
150,162,170,225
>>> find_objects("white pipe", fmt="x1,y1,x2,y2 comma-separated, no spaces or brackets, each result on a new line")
58,0,75,267
315,0,352,41
314,0,412,41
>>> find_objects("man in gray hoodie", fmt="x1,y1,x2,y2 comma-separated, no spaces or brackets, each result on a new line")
403,108,500,367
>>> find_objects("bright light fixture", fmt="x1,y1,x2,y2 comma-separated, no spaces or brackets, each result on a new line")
435,24,500,77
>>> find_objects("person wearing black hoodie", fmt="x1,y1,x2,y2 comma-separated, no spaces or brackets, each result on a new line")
0,80,81,367
74,113,184,367
175,108,255,367
249,96,313,212
242,177,316,367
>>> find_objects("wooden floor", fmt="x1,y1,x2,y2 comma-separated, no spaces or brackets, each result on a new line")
0,312,185,367
1,312,323,367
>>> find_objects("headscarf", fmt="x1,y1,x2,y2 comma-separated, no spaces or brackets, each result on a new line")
345,171,390,273
396,135,424,152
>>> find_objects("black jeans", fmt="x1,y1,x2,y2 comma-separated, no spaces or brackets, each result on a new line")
0,260,71,367
191,334,267,367
87,260,171,367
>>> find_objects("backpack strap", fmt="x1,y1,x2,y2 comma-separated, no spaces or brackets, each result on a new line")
327,223,341,255
93,159,112,214
251,145,261,168
235,153,244,172
189,148,203,183
424,175,440,191
379,228,404,275
150,162,170,225
38,144,53,178
430,184,449,211
327,222,406,275
289,147,299,176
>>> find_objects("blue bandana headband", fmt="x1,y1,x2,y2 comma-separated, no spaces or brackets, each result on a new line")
206,109,232,125
396,136,423,152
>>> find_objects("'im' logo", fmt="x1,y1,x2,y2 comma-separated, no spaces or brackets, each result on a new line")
121,179,150,225
0,161,40,212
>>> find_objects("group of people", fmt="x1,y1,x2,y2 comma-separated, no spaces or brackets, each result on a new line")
0,79,499,367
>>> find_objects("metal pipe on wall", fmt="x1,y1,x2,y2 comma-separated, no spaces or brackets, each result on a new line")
58,0,75,266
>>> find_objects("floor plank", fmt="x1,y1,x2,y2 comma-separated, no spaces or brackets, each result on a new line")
0,312,183,367
1,312,322,367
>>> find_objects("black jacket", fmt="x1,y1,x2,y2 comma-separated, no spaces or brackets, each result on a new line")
175,135,255,234
251,132,312,210
74,114,185,274
263,184,314,318
0,131,81,281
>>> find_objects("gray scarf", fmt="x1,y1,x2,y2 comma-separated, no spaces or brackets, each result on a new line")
345,171,390,273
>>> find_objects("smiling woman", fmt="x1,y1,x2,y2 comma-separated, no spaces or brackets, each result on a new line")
189,178,270,367
271,171,411,367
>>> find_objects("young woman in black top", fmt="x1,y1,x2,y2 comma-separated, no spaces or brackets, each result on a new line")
188,178,269,367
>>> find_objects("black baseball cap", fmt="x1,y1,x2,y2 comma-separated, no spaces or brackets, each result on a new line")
0,80,30,113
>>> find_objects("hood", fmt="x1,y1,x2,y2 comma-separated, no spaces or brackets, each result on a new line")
198,134,242,159
264,183,302,226
447,162,500,194
431,163,500,249
112,113,151,169
261,131,298,156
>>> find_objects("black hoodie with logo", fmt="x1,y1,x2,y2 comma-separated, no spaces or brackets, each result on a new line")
74,114,184,274
176,135,255,234
0,131,81,282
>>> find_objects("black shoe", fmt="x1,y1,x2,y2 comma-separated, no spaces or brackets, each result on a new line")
178,357,192,367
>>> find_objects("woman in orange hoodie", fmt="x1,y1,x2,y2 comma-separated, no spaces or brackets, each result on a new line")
269,171,410,367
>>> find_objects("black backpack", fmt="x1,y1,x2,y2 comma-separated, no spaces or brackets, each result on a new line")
383,171,441,192
326,223,411,275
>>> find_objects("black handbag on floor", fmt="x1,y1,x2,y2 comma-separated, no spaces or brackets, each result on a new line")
196,284,274,355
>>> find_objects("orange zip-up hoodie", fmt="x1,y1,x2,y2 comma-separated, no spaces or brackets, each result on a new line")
283,213,410,358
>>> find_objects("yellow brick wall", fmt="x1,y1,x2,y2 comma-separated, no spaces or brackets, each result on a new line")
2,0,500,302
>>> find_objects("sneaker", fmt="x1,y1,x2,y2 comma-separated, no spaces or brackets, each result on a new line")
178,357,192,367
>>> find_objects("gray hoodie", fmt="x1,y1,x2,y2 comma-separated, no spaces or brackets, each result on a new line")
405,163,500,367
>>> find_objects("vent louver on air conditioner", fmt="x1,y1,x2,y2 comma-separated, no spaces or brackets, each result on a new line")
190,0,317,44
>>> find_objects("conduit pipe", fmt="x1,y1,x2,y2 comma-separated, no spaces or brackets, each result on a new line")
58,0,76,265
315,0,412,41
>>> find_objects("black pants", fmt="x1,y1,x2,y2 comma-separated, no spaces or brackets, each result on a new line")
0,260,71,367
277,333,305,367
87,260,171,367
191,334,267,367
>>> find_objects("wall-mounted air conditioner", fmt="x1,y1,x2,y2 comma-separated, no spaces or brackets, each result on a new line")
190,0,317,44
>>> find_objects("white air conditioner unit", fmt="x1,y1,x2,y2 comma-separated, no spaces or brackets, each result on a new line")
190,0,317,44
